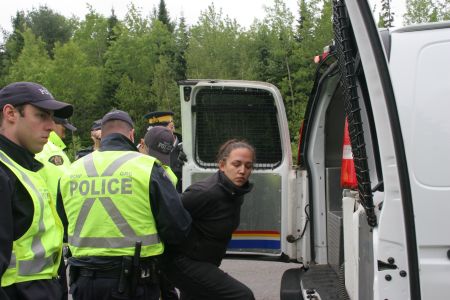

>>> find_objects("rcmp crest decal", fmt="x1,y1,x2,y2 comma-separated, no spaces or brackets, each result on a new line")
48,155,64,166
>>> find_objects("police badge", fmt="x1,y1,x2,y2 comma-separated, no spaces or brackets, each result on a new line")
48,155,64,166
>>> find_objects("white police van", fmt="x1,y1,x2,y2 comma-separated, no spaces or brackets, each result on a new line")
178,0,450,298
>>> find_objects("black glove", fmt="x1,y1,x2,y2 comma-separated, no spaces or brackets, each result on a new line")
176,142,187,165
178,150,187,163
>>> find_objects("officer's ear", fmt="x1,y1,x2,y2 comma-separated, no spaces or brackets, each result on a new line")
138,138,148,154
2,104,18,124
129,128,135,143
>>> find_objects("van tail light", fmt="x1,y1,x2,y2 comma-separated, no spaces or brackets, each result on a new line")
313,45,333,64
340,119,357,189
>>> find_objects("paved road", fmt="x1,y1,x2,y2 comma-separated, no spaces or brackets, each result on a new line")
220,258,301,300
68,258,301,300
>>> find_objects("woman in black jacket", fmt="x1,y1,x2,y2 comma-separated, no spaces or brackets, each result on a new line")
163,139,256,300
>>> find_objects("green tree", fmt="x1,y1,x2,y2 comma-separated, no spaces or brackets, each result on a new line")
404,0,438,24
6,29,50,84
72,6,117,122
243,23,274,81
378,0,395,27
443,0,450,19
147,21,178,112
44,40,102,145
115,75,154,138
1,11,27,84
107,8,119,45
432,0,450,20
157,0,174,32
103,5,153,111
288,0,333,141
173,16,189,80
123,3,149,35
25,5,75,56
104,5,177,124
186,4,243,79
4,11,27,62
100,9,121,109
150,55,179,112
262,0,296,102
0,44,7,83
73,6,110,66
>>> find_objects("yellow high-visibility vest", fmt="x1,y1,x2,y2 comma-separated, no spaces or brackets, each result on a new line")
0,150,63,287
60,151,164,257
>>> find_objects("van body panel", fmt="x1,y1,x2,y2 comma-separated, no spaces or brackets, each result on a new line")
389,26,450,296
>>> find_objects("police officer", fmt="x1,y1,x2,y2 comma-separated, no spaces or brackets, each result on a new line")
143,126,180,300
75,119,101,160
144,111,185,192
0,82,73,299
58,110,191,300
143,126,177,186
89,119,102,150
35,117,77,300
36,117,77,202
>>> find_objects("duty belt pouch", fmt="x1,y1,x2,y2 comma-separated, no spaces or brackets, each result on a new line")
139,265,158,285
69,265,79,286
150,261,160,284
118,256,132,294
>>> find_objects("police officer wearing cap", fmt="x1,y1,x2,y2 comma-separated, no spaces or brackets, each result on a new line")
144,111,185,192
143,126,180,300
143,126,178,187
35,117,77,300
0,82,73,299
58,110,191,300
36,117,77,204
75,119,102,160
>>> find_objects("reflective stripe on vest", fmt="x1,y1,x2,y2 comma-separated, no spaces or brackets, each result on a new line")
67,152,160,250
0,151,62,286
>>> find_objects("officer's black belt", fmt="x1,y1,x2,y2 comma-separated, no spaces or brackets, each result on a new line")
78,267,122,279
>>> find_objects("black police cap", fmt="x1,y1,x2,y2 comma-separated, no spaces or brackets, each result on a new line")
0,82,73,118
101,110,134,128
54,117,77,132
91,119,102,131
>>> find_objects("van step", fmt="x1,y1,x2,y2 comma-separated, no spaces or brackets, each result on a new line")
301,265,340,300
280,268,306,300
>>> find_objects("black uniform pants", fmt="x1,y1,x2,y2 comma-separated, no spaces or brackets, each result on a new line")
70,276,160,300
160,272,179,300
4,279,62,300
162,255,254,300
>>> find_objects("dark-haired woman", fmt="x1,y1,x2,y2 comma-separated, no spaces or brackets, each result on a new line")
162,139,256,300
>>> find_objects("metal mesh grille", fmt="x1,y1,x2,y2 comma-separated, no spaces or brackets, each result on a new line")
333,0,376,226
194,87,282,169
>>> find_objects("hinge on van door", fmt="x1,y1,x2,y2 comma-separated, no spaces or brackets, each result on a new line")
377,258,398,271
372,181,384,192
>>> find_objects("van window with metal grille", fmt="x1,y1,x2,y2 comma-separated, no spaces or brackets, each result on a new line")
194,87,282,169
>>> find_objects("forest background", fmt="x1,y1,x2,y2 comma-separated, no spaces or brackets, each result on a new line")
0,0,448,159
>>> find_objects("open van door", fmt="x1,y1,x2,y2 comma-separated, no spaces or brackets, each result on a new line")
178,80,304,259
280,0,450,299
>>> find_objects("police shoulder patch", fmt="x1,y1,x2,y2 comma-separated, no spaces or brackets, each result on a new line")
48,155,64,166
